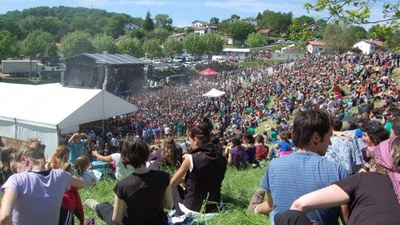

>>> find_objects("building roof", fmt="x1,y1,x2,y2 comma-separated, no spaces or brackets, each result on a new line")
66,53,147,65
258,29,271,34
192,20,208,25
307,41,327,46
362,39,385,47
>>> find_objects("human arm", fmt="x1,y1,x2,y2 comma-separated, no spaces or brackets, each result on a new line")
163,185,173,210
170,155,190,185
228,153,233,165
112,194,126,223
71,175,85,189
92,151,113,162
0,188,17,225
290,184,349,212
254,191,273,214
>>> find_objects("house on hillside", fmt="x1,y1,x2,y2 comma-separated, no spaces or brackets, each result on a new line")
124,23,141,30
65,53,147,94
353,39,385,54
192,20,217,36
306,41,328,54
170,33,186,41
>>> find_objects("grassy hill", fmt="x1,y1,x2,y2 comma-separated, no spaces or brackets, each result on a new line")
81,166,270,225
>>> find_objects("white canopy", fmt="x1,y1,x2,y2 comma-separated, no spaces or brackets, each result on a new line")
0,83,138,158
202,88,226,97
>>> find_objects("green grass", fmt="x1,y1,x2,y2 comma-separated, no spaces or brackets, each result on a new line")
80,166,270,225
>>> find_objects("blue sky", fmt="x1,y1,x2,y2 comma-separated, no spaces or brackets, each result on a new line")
0,0,388,28
0,0,334,27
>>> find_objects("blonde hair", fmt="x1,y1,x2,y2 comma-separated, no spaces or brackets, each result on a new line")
14,144,46,167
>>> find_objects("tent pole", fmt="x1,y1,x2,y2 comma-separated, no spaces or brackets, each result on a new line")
102,90,105,138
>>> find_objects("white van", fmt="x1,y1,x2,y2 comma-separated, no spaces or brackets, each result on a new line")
211,55,226,63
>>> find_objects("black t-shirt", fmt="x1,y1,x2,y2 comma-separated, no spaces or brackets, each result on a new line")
335,172,400,225
114,170,170,225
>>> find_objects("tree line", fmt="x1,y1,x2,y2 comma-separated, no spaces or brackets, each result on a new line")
0,4,398,62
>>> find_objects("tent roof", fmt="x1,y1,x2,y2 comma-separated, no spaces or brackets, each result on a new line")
0,83,138,133
199,68,218,76
66,53,148,65
202,88,226,97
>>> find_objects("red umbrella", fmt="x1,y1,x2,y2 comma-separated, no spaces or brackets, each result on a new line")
199,68,218,76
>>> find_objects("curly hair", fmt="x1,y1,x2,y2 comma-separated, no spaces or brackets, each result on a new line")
48,145,70,169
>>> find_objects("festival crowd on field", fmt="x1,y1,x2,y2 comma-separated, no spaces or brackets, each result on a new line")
1,51,400,225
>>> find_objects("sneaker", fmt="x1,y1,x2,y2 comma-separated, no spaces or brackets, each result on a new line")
247,189,266,213
84,199,99,211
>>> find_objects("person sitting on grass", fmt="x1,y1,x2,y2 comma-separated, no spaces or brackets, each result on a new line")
0,144,84,225
92,141,134,180
75,156,98,187
247,109,348,225
84,139,173,225
275,136,400,225
0,147,18,186
47,145,85,225
255,135,269,163
228,137,247,170
170,119,227,216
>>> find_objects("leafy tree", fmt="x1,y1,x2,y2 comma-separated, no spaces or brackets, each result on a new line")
289,16,316,41
92,34,117,54
258,10,293,36
143,11,155,32
183,34,206,56
369,24,392,41
59,31,94,58
226,21,256,45
210,17,220,25
203,34,224,54
348,26,367,41
0,18,22,39
305,0,400,25
385,29,400,50
230,14,241,21
154,14,173,31
129,29,149,41
20,30,56,77
149,27,171,42
323,23,356,53
163,38,183,58
143,39,162,58
117,37,144,57
0,30,18,60
245,32,266,47
104,14,129,38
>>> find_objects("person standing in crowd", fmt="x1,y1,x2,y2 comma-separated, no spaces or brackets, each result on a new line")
275,137,400,225
0,144,84,225
170,119,227,216
68,133,89,165
84,139,173,225
248,109,348,225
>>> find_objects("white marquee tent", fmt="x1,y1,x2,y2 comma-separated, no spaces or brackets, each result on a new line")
202,88,226,98
0,83,138,158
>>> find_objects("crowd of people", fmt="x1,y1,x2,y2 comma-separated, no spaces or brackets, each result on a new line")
1,51,400,224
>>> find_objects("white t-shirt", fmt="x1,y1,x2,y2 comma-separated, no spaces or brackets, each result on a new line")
111,153,135,180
